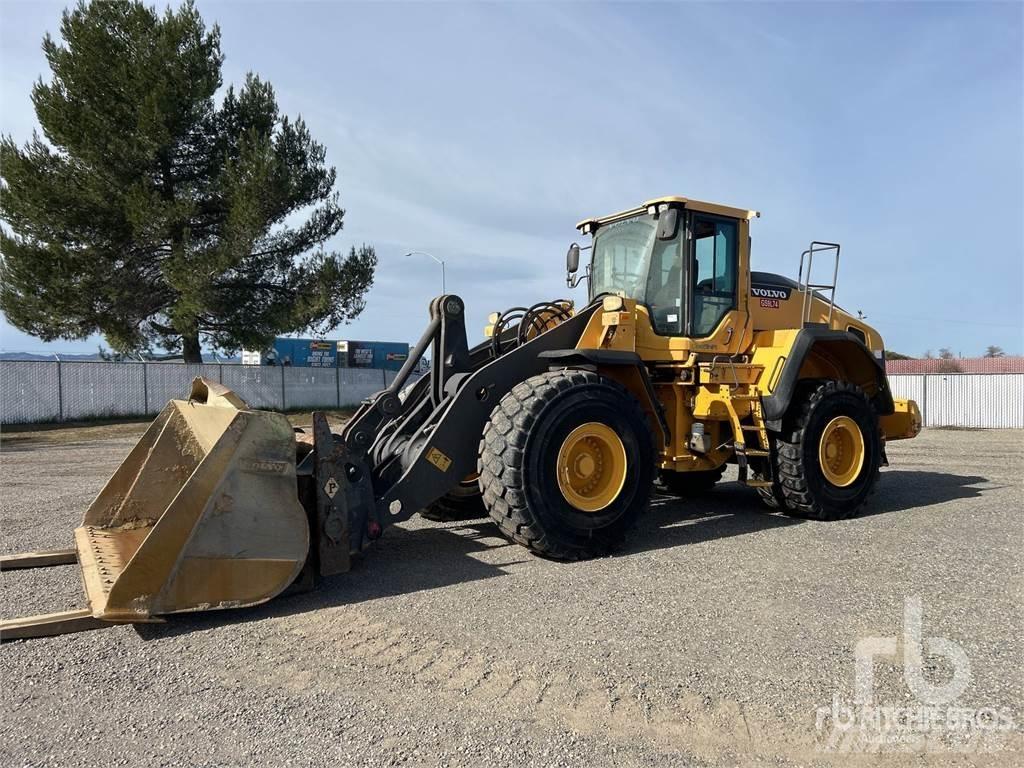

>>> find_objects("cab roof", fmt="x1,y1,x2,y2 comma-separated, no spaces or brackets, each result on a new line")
576,195,760,232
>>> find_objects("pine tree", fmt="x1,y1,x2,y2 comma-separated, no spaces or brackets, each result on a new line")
1,1,375,363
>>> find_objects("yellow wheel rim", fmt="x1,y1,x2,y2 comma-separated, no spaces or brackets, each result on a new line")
556,422,627,512
818,416,865,488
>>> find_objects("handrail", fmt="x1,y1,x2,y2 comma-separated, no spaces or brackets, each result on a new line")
798,241,841,326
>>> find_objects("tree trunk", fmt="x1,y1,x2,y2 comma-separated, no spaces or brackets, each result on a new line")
181,332,202,364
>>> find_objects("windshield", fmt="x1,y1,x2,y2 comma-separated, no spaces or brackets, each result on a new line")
589,216,657,301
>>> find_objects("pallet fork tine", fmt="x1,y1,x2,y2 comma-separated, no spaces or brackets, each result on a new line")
0,549,77,571
1,610,109,642
0,549,107,642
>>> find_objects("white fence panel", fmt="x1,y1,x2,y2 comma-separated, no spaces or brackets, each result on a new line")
0,361,61,424
283,367,338,409
220,365,283,410
60,362,146,420
5,361,1018,429
887,374,924,409
0,361,403,424
922,374,1024,429
339,368,386,406
145,363,223,413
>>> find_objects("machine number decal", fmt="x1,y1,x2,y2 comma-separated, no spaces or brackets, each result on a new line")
426,447,452,472
759,298,780,309
323,476,340,499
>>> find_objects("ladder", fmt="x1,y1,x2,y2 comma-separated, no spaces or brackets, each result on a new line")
721,386,773,489
797,241,841,327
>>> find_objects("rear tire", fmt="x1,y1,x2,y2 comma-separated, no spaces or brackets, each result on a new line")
773,380,880,520
657,465,725,495
479,369,654,560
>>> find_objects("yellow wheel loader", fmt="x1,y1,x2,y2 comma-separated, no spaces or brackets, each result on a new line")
1,195,921,640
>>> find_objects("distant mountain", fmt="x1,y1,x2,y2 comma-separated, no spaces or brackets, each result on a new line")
0,352,240,363
0,351,103,361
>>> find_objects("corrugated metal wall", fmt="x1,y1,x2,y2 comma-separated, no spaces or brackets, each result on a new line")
888,373,1024,428
0,360,395,425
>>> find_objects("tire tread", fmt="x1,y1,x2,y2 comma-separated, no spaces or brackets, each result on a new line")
772,380,879,520
478,369,650,559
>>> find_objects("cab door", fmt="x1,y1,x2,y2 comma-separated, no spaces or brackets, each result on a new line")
686,213,748,353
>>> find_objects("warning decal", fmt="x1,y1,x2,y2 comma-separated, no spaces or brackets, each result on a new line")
425,447,452,472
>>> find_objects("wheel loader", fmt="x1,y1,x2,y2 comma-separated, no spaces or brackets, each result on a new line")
1,195,921,641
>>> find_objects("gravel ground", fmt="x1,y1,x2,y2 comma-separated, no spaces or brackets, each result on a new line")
1,427,1021,766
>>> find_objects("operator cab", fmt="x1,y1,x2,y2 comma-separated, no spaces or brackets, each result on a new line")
569,196,759,340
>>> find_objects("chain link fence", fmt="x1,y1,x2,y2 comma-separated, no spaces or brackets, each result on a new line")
0,360,395,425
3,361,1020,428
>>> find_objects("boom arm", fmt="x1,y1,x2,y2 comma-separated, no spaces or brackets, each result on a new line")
328,295,599,563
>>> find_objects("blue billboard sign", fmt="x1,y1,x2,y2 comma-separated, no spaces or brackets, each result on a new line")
338,341,409,371
245,338,410,370
268,338,338,367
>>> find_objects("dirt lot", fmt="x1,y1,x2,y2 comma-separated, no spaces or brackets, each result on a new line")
1,427,1021,767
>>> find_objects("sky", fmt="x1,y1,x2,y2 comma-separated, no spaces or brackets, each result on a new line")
1,1,1022,358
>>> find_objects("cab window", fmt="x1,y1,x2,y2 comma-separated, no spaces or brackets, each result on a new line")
589,216,656,302
691,217,738,337
644,233,683,335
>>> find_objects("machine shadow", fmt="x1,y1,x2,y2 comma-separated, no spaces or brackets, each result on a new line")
622,469,995,556
863,470,996,515
135,522,526,641
625,484,801,554
135,470,995,641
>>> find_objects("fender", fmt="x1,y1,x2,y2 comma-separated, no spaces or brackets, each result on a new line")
538,348,643,368
539,349,670,447
376,305,600,521
760,327,895,431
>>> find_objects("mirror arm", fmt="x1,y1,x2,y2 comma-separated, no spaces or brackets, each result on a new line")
567,264,591,289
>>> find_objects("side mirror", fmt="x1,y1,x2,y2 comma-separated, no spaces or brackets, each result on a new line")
566,243,581,274
657,208,680,240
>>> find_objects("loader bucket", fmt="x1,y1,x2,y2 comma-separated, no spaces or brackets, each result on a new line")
72,378,309,622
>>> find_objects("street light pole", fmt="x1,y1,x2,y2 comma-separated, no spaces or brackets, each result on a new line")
403,251,446,294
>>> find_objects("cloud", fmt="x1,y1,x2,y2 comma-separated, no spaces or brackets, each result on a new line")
1,1,1021,357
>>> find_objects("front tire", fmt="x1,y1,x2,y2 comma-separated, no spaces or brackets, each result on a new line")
756,482,789,511
755,439,789,511
478,370,654,560
773,380,880,520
